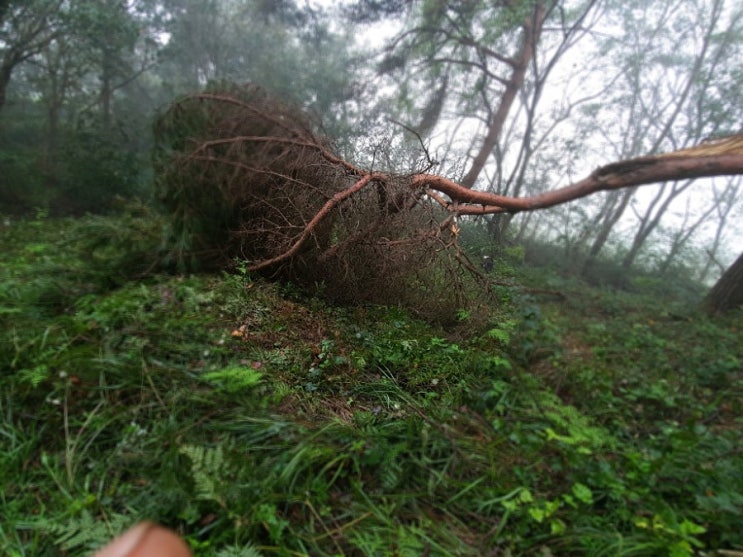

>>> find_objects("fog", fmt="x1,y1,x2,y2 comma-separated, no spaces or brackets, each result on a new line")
1,0,741,283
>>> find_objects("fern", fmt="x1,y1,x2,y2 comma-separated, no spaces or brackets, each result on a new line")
179,444,228,507
203,365,262,394
18,364,51,388
379,453,403,490
28,510,130,552
216,542,264,557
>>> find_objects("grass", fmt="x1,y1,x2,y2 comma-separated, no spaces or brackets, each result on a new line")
1,211,741,556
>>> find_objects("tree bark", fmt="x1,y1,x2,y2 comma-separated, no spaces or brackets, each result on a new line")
420,149,743,215
703,251,743,315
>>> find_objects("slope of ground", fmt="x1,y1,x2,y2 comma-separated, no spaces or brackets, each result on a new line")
1,212,741,556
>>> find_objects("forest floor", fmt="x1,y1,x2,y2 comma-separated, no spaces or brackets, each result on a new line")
1,211,741,556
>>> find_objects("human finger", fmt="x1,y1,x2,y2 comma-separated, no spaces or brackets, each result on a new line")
93,521,192,557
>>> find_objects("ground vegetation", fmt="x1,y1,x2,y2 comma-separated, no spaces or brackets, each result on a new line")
1,211,741,556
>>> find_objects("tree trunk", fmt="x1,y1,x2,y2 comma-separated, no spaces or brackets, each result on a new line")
460,2,546,189
0,55,16,112
703,251,743,315
101,50,113,129
700,179,741,283
582,188,634,272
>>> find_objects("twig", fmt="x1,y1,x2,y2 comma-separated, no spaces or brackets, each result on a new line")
386,117,438,172
245,174,378,272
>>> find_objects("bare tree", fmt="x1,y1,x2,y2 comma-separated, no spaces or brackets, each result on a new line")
582,0,743,270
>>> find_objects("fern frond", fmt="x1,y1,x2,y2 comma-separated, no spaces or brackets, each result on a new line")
28,510,130,552
179,444,227,506
216,541,265,557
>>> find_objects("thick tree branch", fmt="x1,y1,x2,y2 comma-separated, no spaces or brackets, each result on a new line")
416,151,743,215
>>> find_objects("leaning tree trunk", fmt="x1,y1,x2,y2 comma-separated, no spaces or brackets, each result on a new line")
460,2,546,189
703,251,743,315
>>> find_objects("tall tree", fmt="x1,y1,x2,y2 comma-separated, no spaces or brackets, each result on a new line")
63,0,155,129
619,0,741,269
156,0,355,133
373,1,601,182
1,0,164,212
0,0,62,112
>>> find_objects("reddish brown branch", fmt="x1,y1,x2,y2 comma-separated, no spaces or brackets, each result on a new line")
415,153,743,215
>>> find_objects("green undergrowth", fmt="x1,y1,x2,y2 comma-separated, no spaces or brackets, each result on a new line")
1,214,741,556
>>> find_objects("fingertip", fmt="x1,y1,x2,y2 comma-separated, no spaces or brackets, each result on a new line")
94,522,192,557
131,525,192,557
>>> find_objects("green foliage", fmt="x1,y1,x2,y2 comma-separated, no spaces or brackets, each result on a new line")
1,217,742,556
523,236,707,302
28,511,131,553
203,366,262,394
179,445,229,507
54,126,147,214
216,544,264,557
0,104,51,211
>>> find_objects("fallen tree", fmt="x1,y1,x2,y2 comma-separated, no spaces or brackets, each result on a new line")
153,83,743,316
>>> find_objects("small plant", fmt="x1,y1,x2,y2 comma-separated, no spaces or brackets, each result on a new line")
202,365,263,394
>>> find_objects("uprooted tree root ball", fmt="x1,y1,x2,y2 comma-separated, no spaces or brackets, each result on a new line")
153,82,483,321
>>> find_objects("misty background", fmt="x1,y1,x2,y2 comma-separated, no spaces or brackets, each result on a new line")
1,0,741,286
